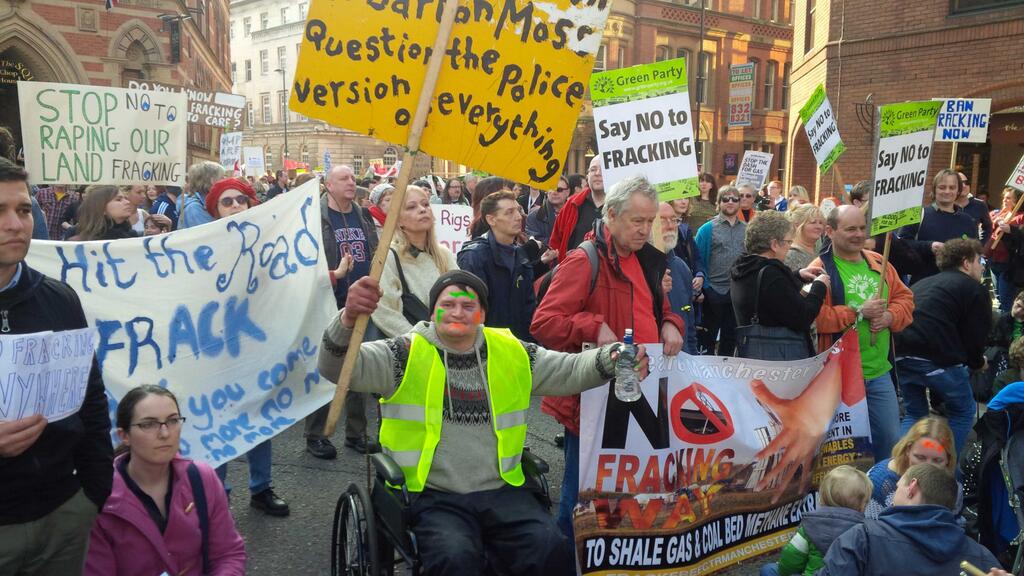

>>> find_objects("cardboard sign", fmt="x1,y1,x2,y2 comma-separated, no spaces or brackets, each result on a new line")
799,84,845,174
126,80,246,130
0,328,96,422
590,58,700,200
735,151,774,191
433,204,473,255
868,100,942,236
17,81,188,186
219,132,242,169
26,182,337,466
934,98,991,143
1006,153,1024,193
290,0,611,188
244,146,265,174
576,335,871,574
728,63,754,127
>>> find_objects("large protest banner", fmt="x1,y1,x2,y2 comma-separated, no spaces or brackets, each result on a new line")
0,328,96,423
798,84,845,174
590,58,699,200
934,98,991,143
734,151,774,191
433,204,473,255
289,0,610,188
868,100,942,236
126,80,246,130
728,64,754,128
1007,154,1024,192
25,182,337,466
575,334,871,575
18,81,188,187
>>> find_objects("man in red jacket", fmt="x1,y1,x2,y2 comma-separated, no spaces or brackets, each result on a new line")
548,156,606,263
531,174,684,550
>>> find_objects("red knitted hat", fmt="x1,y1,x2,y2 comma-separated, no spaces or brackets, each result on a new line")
206,178,260,217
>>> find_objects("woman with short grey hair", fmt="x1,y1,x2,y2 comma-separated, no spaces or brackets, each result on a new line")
730,211,831,360
177,161,224,228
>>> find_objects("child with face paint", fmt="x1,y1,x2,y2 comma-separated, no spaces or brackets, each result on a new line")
864,416,961,520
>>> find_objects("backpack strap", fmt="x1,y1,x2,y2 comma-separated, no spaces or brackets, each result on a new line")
580,240,599,296
389,248,412,294
187,462,210,575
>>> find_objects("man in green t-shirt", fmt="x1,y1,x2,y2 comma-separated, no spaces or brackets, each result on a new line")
809,206,916,461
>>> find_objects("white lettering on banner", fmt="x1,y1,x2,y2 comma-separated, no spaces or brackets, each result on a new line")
0,328,96,422
433,205,473,255
26,182,336,465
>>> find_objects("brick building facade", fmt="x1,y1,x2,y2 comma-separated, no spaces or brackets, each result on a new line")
787,0,1024,203
0,0,232,164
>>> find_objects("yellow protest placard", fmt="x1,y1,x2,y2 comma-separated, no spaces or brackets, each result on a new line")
290,0,610,187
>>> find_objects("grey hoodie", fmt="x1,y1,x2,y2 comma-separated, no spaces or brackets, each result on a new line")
319,317,616,494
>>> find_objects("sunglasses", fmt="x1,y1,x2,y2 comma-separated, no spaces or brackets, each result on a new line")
720,196,740,203
219,195,250,208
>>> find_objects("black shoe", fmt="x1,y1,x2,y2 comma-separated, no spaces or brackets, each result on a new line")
250,488,290,517
554,432,565,448
306,437,337,460
345,436,369,454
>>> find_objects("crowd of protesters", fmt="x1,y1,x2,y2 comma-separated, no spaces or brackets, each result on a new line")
1,130,1021,576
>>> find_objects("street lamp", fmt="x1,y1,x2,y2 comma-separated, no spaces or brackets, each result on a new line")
274,68,288,169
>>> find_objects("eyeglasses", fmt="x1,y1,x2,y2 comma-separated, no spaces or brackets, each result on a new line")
739,193,754,198
960,180,968,184
131,416,186,433
720,196,740,203
219,195,250,208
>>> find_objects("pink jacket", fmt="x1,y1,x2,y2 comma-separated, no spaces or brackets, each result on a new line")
85,455,246,576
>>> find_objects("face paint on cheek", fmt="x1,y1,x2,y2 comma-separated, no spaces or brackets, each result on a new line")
473,311,481,324
435,309,444,324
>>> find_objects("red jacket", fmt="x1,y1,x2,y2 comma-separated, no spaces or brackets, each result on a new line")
548,187,595,263
531,221,685,435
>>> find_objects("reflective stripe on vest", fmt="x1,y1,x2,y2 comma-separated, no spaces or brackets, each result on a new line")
378,328,532,492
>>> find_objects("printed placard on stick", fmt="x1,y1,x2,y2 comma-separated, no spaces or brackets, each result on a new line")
735,151,774,191
799,84,845,174
220,132,243,169
934,98,991,143
1006,153,1024,193
127,80,246,130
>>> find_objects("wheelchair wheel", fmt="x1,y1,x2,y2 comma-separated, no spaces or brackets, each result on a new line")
332,482,379,576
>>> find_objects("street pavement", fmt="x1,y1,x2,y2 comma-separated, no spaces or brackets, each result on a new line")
222,396,772,575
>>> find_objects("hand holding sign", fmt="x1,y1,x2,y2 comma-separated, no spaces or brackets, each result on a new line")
0,414,47,457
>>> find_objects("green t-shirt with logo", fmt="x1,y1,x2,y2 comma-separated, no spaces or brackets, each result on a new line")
834,256,891,379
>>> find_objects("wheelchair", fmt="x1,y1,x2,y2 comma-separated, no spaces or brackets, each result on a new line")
331,447,552,576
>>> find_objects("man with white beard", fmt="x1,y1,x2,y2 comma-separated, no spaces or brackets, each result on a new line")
659,202,699,354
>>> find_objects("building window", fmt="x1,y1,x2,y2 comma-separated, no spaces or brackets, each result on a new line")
805,0,816,53
675,48,690,64
247,101,254,127
231,62,237,84
299,2,308,18
280,7,288,24
260,50,269,75
617,45,626,68
748,58,760,108
243,17,251,36
265,147,273,171
697,52,711,104
753,0,762,19
781,62,791,108
655,45,671,62
229,21,235,39
951,0,1024,13
771,0,781,20
278,90,287,122
261,93,271,124
777,143,786,180
301,145,310,166
277,46,286,69
594,44,606,71
695,140,705,170
260,12,269,30
383,146,398,167
244,59,252,81
352,154,363,176
764,60,777,110
743,141,756,152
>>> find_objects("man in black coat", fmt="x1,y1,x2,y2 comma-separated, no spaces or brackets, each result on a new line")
0,158,113,574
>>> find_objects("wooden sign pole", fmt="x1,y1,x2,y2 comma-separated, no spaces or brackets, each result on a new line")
869,232,892,346
322,0,462,436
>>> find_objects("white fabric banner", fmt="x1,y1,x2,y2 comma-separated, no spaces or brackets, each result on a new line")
25,181,337,465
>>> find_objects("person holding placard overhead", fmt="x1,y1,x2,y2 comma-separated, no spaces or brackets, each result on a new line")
896,169,978,284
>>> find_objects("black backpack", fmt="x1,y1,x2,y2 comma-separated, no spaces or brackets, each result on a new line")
535,240,600,304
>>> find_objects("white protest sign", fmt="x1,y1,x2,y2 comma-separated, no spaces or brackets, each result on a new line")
432,204,472,255
18,81,188,186
869,101,943,236
26,182,337,466
934,98,991,143
0,328,96,422
244,146,265,174
590,58,700,200
735,151,774,191
126,80,246,130
220,132,242,169
799,84,845,173
1007,154,1024,193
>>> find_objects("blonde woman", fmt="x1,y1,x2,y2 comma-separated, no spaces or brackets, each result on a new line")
372,185,459,338
786,185,810,210
784,204,825,271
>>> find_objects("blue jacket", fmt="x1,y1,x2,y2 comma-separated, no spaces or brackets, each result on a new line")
176,193,214,229
31,197,48,240
818,505,999,575
666,252,698,354
150,193,179,230
673,221,705,280
457,233,537,342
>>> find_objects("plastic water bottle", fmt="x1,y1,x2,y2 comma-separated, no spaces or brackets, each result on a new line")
614,329,641,402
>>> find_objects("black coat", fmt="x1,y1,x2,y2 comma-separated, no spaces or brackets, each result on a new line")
0,264,113,524
895,270,992,369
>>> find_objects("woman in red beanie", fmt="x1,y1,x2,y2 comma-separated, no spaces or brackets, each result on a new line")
204,178,260,219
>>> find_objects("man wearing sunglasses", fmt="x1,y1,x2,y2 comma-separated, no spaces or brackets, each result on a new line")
695,185,746,355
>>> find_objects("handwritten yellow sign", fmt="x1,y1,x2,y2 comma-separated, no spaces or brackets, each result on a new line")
291,0,610,187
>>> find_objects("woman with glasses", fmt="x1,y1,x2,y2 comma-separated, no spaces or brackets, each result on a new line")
86,385,246,575
737,184,757,223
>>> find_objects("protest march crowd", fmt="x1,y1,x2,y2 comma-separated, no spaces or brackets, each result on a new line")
3,119,1024,576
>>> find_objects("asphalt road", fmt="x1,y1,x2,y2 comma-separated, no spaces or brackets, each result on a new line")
221,397,772,575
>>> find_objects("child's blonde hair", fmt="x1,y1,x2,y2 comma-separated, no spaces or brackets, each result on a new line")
818,465,872,512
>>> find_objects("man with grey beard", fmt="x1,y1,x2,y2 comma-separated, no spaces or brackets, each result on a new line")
659,202,699,354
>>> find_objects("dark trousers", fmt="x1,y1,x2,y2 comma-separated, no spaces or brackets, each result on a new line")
410,485,571,576
304,390,367,440
699,289,736,356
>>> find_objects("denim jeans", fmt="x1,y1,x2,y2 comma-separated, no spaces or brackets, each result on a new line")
216,439,273,494
557,428,579,545
759,563,781,576
865,371,901,462
991,262,1014,312
897,358,974,456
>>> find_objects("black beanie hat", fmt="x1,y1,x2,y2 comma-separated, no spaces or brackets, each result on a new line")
429,270,489,312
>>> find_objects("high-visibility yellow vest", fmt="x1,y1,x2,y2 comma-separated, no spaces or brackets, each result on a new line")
378,328,532,492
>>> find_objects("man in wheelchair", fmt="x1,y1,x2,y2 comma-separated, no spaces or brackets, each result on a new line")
319,270,649,575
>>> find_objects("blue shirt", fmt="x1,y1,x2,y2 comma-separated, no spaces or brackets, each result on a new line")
327,207,371,307
0,263,22,292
